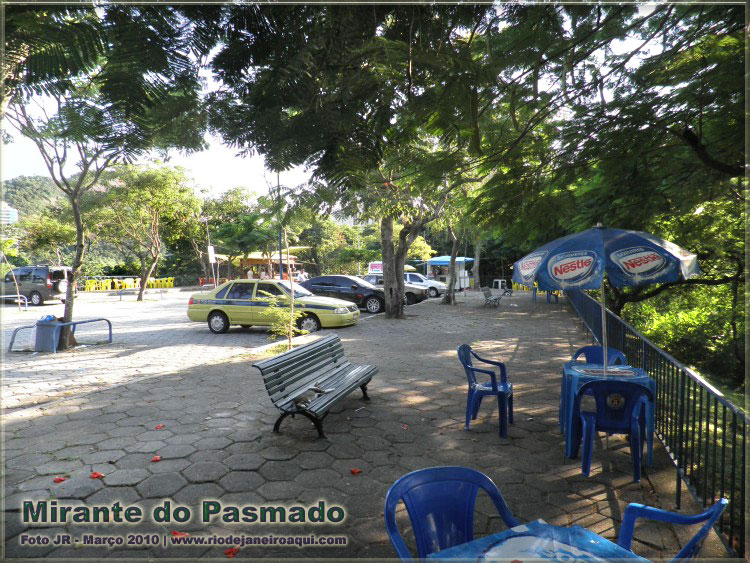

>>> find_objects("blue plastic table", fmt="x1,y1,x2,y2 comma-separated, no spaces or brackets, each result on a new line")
427,519,648,560
560,363,656,464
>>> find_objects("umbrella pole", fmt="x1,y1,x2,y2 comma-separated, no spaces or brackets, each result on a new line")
600,280,608,375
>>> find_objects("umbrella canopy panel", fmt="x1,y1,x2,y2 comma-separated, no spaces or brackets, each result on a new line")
512,227,699,291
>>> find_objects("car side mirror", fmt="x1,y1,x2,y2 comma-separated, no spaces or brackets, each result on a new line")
351,285,358,290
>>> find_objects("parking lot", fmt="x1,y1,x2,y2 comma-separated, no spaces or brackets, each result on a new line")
2,290,284,412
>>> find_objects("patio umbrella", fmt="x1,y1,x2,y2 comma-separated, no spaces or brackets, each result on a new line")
511,225,699,370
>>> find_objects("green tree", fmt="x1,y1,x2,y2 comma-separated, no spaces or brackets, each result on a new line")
90,165,201,301
17,213,76,265
5,5,208,343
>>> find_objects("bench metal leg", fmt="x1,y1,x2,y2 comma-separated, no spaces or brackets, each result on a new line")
273,411,326,439
360,384,370,401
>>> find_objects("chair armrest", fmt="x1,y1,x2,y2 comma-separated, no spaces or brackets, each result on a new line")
618,502,724,551
467,366,499,391
571,350,584,362
470,352,508,383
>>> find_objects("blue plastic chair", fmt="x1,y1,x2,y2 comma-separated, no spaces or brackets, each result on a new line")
457,344,513,438
384,466,520,560
618,498,728,561
572,345,627,365
570,380,653,482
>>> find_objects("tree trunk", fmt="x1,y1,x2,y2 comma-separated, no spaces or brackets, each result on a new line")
138,254,158,302
284,228,295,351
380,216,405,319
472,237,484,291
442,232,461,305
59,193,85,349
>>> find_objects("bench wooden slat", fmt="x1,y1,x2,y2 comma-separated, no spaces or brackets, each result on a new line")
252,334,377,438
263,353,349,404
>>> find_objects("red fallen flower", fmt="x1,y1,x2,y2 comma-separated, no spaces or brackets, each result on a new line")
155,424,165,430
89,472,104,479
171,531,189,537
350,468,363,475
401,424,409,430
151,456,162,463
224,547,240,558
53,476,66,483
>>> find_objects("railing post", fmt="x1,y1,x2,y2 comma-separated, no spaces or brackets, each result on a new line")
675,367,687,509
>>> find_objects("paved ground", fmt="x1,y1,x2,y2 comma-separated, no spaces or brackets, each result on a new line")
1,290,270,412
1,290,719,559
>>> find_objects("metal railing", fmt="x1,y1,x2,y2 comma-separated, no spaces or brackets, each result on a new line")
565,289,746,558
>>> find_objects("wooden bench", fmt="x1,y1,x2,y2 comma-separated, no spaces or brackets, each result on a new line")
253,334,377,438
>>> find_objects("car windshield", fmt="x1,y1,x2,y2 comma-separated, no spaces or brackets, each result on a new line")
356,277,377,289
278,281,313,297
412,274,426,281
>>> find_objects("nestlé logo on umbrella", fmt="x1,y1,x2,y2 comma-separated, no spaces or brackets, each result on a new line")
518,251,548,282
547,251,597,285
611,247,667,279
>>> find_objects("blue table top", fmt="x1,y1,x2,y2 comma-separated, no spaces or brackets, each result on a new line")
563,362,647,378
427,520,649,560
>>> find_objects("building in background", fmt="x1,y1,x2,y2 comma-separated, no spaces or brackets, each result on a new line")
0,202,19,225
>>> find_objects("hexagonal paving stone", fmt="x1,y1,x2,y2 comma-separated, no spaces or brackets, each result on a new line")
51,475,104,499
193,436,232,450
158,444,197,459
136,472,188,498
103,469,151,486
124,440,166,453
182,462,229,483
258,446,297,461
87,486,141,505
257,461,302,482
136,430,173,441
218,471,265,493
148,458,192,474
295,451,335,470
173,483,225,505
97,436,136,450
35,460,84,475
188,450,229,463
81,449,127,464
224,454,264,471
256,481,302,501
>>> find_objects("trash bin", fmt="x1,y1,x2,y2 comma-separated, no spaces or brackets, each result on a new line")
35,316,60,352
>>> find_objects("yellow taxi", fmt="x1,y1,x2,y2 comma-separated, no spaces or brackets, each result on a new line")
187,279,360,334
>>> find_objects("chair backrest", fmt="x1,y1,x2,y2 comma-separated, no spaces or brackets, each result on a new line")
384,466,519,560
618,498,728,561
572,345,627,365
480,286,493,298
457,344,478,386
574,380,653,434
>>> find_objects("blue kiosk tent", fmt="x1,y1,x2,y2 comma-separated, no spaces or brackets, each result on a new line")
427,256,474,289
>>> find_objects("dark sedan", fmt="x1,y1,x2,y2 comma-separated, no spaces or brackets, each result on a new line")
300,275,385,314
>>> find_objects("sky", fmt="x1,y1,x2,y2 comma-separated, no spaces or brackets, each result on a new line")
1,129,311,199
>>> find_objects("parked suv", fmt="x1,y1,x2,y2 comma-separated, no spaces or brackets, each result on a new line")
2,265,73,305
300,275,386,314
361,274,429,304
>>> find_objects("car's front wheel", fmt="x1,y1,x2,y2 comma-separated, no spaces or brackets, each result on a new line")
365,296,384,314
405,293,416,305
297,314,321,333
428,287,439,298
30,292,43,306
207,311,230,334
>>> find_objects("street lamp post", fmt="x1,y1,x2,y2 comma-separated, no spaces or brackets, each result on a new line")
201,217,217,287
276,173,283,280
